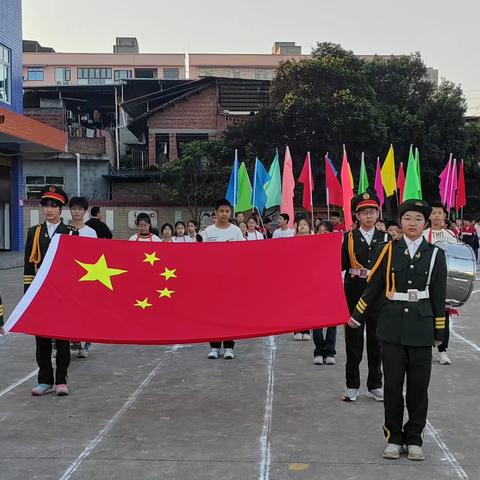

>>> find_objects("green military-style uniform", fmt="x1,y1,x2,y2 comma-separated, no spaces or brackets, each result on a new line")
351,200,447,448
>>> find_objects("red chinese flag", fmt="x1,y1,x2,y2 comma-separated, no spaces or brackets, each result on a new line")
298,152,314,212
325,155,343,207
456,159,466,211
6,235,349,344
397,162,406,203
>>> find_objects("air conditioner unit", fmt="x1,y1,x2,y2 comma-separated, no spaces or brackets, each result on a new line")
56,81,62,85
64,81,71,85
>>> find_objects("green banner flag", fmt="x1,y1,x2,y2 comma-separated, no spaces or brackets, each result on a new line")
358,154,369,194
414,147,423,198
265,150,282,209
236,162,253,212
403,145,422,200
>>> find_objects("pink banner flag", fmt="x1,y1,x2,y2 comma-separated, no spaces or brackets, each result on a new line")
340,146,354,229
439,155,452,206
447,158,458,212
374,157,385,209
280,146,295,227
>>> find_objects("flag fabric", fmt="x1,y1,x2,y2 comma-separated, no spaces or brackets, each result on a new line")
5,235,350,343
236,162,253,212
403,145,422,200
265,149,282,209
439,155,452,206
325,154,343,207
298,152,314,212
374,157,385,208
327,156,338,176
447,158,458,212
456,159,466,211
280,146,295,227
415,147,423,198
225,149,239,208
357,153,369,194
340,147,354,229
381,144,396,197
251,158,271,213
397,162,406,203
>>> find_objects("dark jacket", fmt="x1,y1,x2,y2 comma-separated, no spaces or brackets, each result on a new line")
351,237,447,347
85,217,113,239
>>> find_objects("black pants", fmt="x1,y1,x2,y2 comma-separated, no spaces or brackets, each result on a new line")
381,341,432,446
36,337,70,385
437,310,450,352
210,341,235,349
345,316,382,390
313,327,337,357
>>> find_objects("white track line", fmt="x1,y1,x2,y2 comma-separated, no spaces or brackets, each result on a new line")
58,345,182,480
451,327,480,353
426,420,469,480
0,369,38,398
258,336,276,480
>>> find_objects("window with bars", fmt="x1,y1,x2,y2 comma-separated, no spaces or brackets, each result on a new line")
114,69,133,82
77,67,113,85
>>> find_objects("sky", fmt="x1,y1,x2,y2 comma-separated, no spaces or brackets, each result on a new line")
22,0,480,114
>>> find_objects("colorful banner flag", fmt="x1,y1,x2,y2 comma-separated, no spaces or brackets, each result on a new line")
236,162,253,212
325,154,343,207
5,235,350,343
357,153,369,194
414,147,423,198
280,146,295,227
381,144,396,197
397,162,406,204
447,158,458,212
340,146,354,229
403,145,422,200
456,159,466,211
439,155,452,206
265,149,282,209
225,149,239,208
298,152,314,212
251,158,271,213
374,157,385,208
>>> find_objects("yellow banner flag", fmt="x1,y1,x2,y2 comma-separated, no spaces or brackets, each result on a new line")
381,144,397,197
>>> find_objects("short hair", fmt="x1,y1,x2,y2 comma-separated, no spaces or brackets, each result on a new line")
90,206,100,217
136,212,151,225
215,198,232,210
294,212,306,223
175,221,186,229
235,211,244,217
331,212,340,218
430,202,446,213
386,221,399,229
279,213,290,223
69,196,89,210
320,220,334,232
187,219,198,228
375,219,386,225
161,222,174,234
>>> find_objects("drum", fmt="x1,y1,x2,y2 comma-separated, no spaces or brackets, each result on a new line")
435,241,476,307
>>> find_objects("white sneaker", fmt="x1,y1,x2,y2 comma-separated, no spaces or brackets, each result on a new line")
302,333,311,341
78,348,88,358
367,388,384,402
407,445,425,461
342,388,359,402
208,348,220,359
439,352,452,365
325,356,336,365
223,348,235,360
293,333,303,341
383,443,401,459
313,356,324,365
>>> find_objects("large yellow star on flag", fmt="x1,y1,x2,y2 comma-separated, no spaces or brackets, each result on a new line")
157,287,175,299
143,252,160,266
134,298,152,309
160,267,177,280
75,254,127,290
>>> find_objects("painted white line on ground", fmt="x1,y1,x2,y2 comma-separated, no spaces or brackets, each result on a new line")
258,336,276,480
426,420,469,480
470,289,480,295
0,369,38,399
58,345,182,480
451,328,480,353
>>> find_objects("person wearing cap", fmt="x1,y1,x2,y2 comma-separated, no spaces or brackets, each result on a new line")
348,199,447,461
342,191,389,402
24,185,79,397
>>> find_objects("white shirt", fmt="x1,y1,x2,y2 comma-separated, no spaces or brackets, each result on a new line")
246,230,264,241
201,224,245,242
172,235,194,243
46,221,61,238
78,225,97,238
272,227,295,239
423,228,457,245
128,233,161,242
359,227,375,245
404,236,424,258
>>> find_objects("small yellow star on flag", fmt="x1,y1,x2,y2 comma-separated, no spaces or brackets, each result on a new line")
143,252,160,266
157,287,175,299
160,267,177,280
134,298,152,309
75,254,127,290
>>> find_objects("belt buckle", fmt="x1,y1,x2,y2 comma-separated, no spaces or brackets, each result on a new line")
407,289,419,302
359,268,368,278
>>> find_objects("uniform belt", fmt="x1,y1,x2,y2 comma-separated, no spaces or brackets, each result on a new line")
390,289,429,302
349,268,371,278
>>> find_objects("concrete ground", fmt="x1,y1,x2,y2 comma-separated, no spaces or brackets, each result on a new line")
1,266,479,480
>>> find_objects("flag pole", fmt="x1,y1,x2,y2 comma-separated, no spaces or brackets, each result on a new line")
252,158,258,213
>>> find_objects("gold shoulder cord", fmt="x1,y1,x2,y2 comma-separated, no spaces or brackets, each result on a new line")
348,231,364,270
366,242,395,297
28,225,43,270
